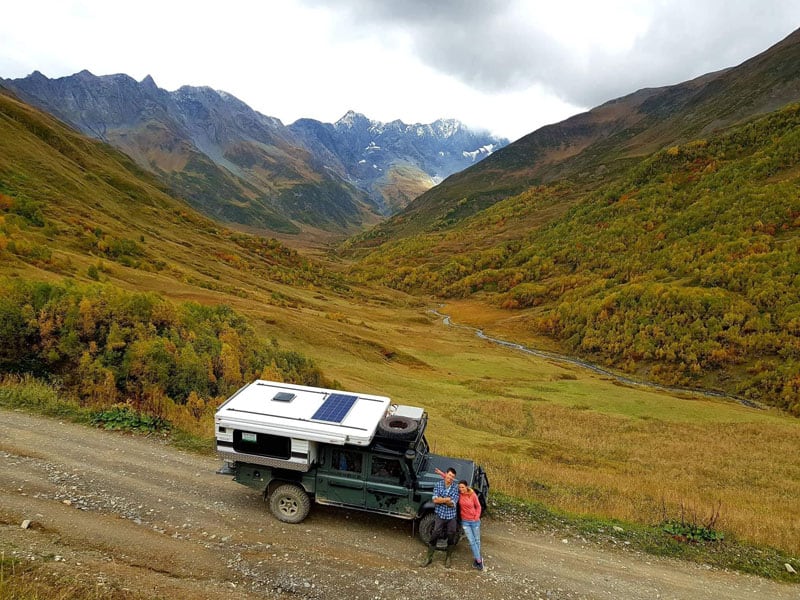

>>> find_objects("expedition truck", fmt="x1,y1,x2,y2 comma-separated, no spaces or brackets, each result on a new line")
215,380,489,542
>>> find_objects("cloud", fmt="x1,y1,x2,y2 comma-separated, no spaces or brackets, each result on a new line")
2,1,799,141
300,0,800,108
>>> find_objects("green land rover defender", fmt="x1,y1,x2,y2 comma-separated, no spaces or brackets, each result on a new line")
215,380,489,542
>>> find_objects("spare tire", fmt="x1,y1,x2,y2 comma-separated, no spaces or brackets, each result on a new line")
377,415,419,440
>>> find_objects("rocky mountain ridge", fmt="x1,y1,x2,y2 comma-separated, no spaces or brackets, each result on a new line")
1,70,506,233
291,110,504,214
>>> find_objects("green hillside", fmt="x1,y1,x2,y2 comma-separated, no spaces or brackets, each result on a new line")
2,72,800,570
0,87,350,411
352,28,800,244
347,103,800,414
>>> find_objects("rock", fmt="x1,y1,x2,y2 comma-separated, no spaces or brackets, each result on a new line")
613,526,624,533
786,563,797,574
21,519,32,529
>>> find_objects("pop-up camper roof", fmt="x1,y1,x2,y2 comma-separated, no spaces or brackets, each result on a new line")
215,380,392,446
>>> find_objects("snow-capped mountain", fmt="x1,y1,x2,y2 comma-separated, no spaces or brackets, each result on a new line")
1,71,507,232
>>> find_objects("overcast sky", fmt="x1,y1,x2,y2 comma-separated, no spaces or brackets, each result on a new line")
2,1,799,141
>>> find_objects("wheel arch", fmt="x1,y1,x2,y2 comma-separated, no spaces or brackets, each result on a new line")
264,473,313,499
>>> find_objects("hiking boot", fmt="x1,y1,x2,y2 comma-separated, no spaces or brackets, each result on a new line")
420,547,434,567
445,547,454,568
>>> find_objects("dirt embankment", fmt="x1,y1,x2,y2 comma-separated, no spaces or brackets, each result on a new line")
0,408,795,600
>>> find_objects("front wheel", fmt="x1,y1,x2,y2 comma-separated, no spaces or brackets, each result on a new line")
418,512,436,544
268,483,311,524
417,512,462,545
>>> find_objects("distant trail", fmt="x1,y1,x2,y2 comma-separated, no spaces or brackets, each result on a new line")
430,309,760,409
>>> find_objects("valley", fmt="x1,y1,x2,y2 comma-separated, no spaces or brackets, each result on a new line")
2,25,800,598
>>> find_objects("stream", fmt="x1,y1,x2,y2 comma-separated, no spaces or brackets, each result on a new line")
430,309,761,409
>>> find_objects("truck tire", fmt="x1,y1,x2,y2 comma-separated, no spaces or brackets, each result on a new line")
417,512,462,545
418,512,436,544
377,415,418,440
477,490,487,513
269,483,311,524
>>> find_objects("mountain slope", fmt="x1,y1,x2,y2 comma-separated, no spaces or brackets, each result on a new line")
0,86,347,292
1,71,506,234
361,27,800,241
1,70,368,233
342,27,800,414
3,69,800,574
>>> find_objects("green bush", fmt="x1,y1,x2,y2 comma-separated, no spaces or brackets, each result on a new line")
90,405,170,433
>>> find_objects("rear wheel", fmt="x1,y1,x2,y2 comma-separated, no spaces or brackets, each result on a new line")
268,483,311,524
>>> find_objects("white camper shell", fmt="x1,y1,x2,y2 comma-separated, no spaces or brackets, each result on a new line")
216,380,420,472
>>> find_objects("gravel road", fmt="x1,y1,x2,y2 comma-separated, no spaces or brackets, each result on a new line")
0,408,795,599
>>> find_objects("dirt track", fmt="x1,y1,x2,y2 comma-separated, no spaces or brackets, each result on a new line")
0,408,795,599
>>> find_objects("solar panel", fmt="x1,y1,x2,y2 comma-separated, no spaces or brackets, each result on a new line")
312,393,358,423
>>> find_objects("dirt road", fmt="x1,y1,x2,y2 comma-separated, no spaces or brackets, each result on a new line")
0,408,794,599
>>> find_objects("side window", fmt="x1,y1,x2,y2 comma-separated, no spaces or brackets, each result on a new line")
331,449,362,474
369,457,404,484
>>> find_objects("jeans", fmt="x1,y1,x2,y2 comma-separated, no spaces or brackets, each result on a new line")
431,515,458,547
462,519,481,561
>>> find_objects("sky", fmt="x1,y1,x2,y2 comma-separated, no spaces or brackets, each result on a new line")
2,1,799,141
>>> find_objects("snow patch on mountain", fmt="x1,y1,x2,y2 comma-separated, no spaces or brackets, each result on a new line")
463,144,498,161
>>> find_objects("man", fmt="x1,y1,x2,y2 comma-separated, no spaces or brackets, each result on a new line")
421,467,460,568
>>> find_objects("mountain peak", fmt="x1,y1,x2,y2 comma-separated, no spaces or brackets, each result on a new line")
140,74,157,89
2,69,506,229
431,118,463,138
335,110,370,129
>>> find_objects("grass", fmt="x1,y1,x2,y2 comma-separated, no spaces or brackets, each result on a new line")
252,294,800,568
2,285,799,584
0,551,142,600
422,299,800,554
2,296,799,585
0,375,88,421
1,91,798,586
490,492,799,583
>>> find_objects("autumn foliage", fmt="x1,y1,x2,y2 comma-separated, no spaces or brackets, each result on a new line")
350,104,800,414
0,279,326,414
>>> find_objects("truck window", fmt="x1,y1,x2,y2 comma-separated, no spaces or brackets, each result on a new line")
331,449,362,474
369,457,404,485
232,430,291,459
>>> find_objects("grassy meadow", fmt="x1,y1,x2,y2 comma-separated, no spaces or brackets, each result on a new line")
100,260,800,557
416,299,800,555
1,89,798,576
2,242,799,560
